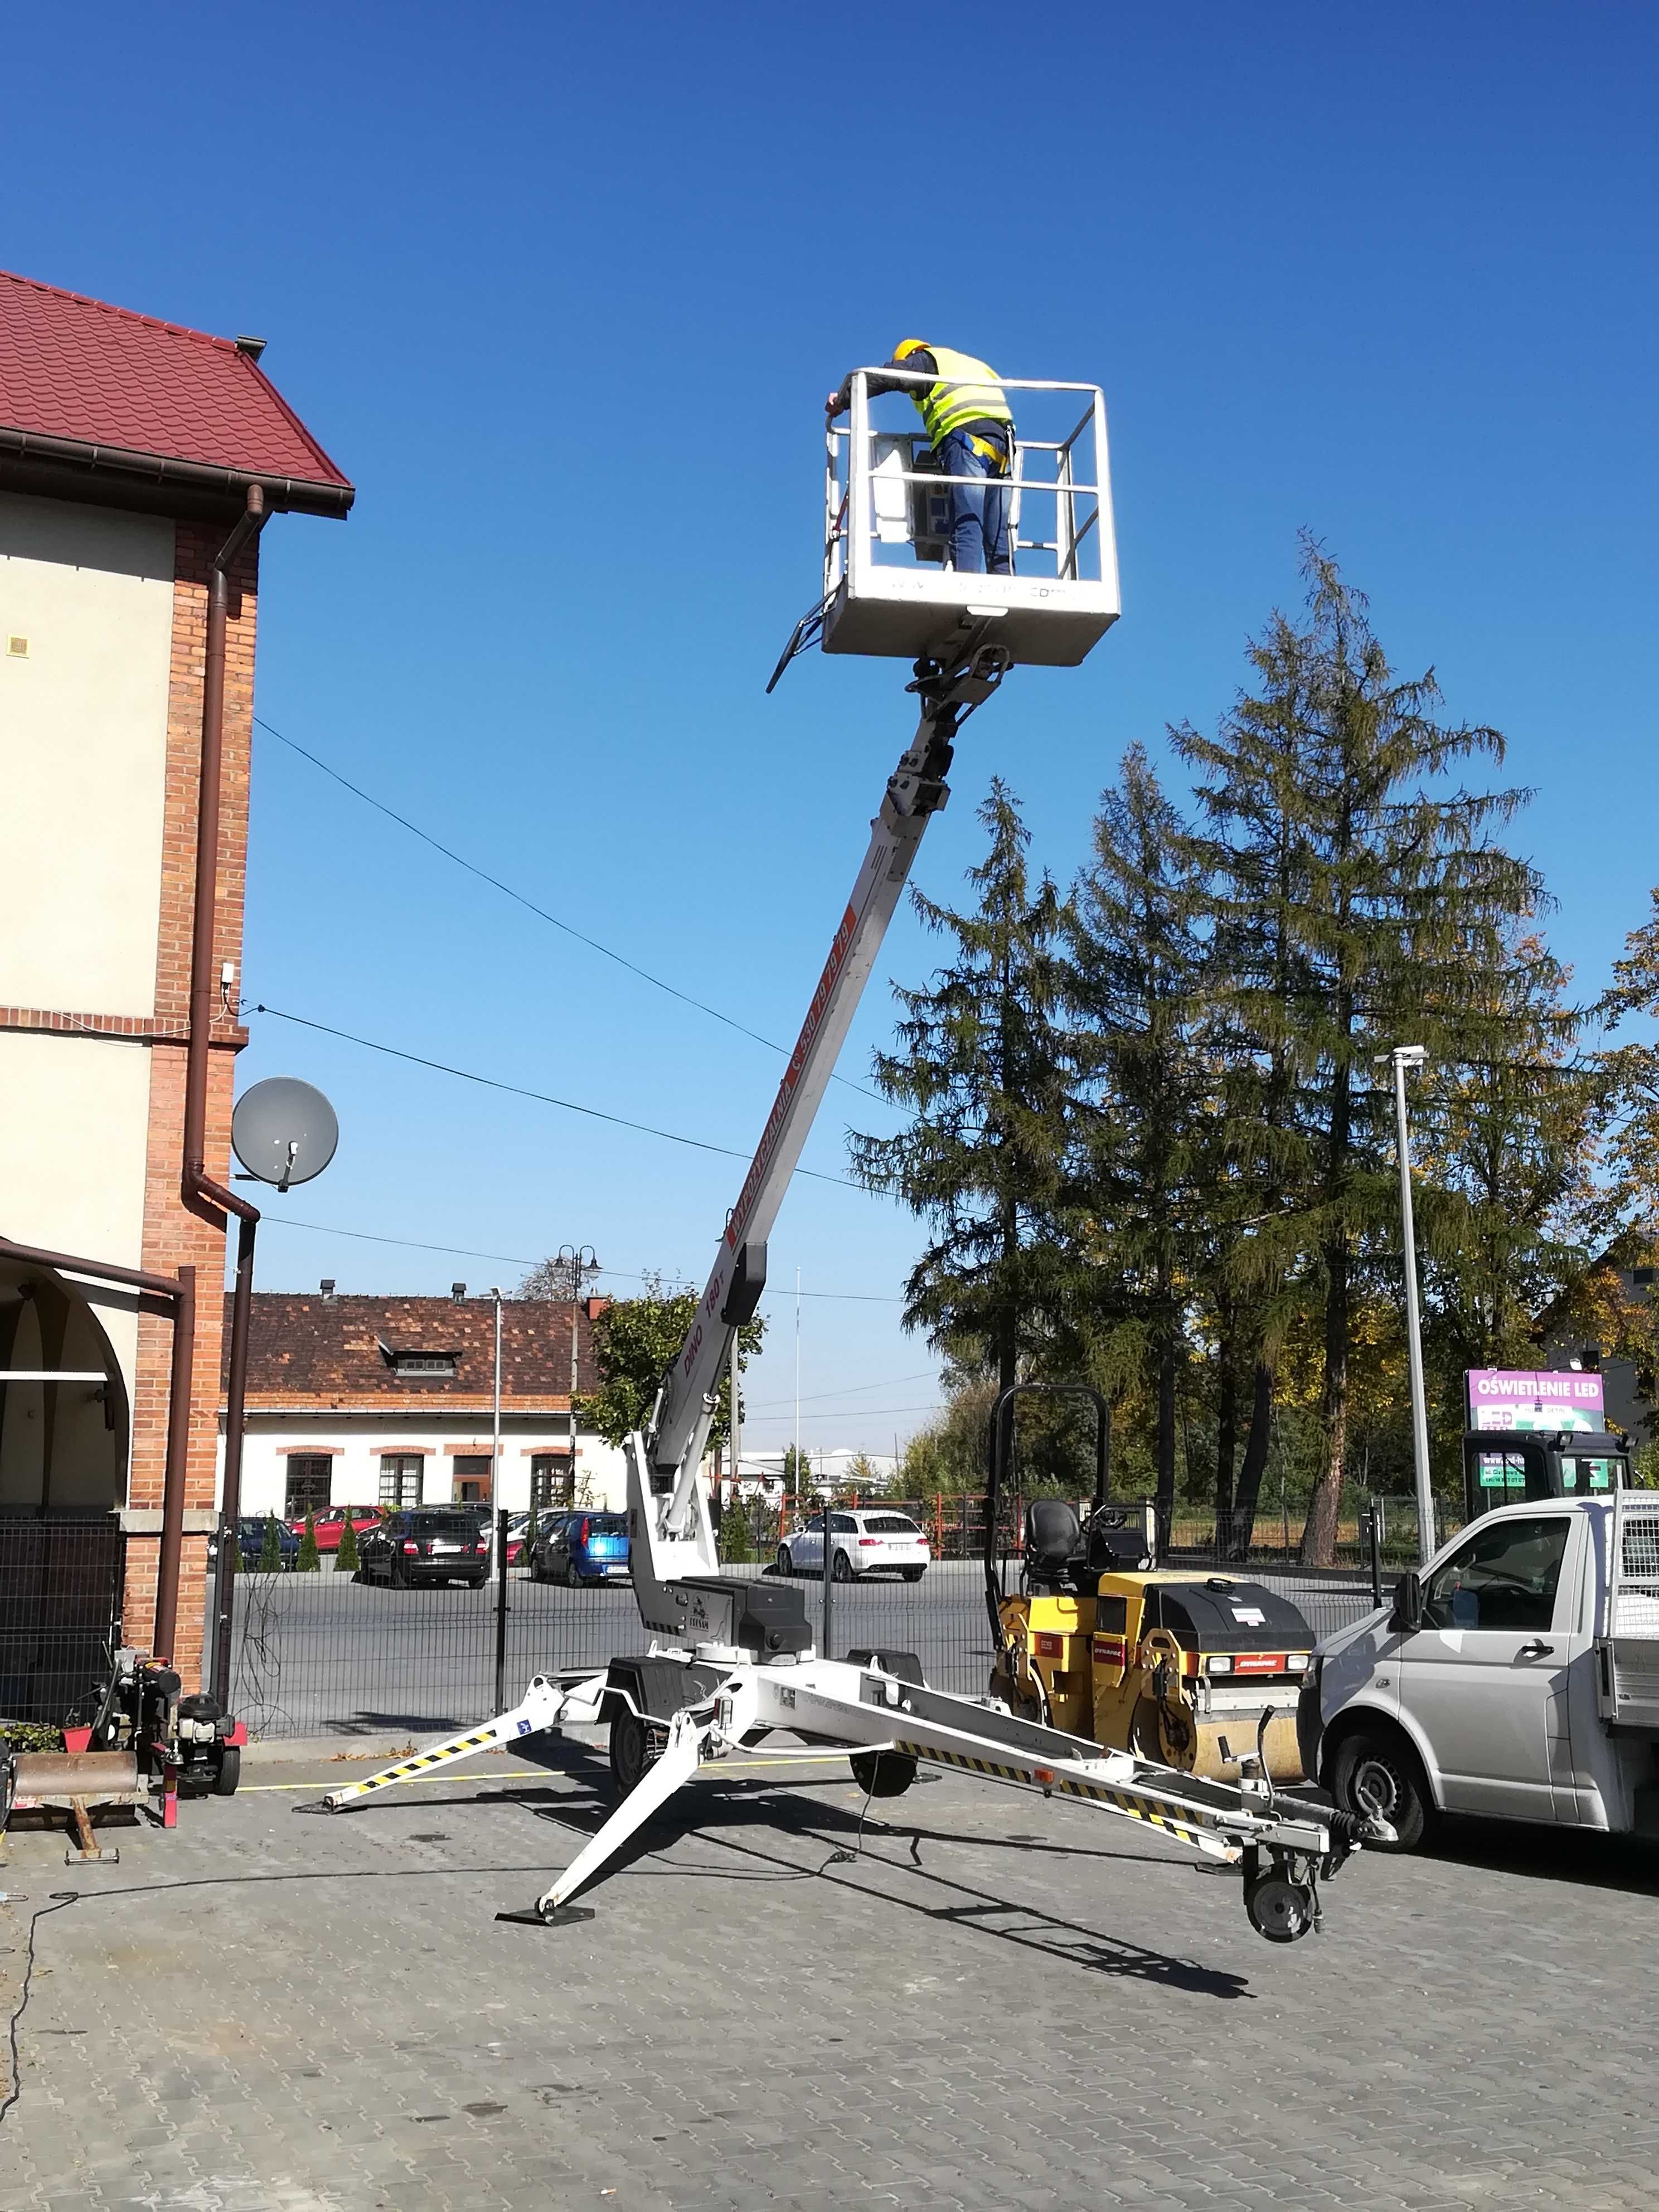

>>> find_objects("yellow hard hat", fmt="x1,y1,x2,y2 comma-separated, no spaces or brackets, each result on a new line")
892,338,931,360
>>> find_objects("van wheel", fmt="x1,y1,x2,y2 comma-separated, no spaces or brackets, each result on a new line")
831,1549,853,1583
776,1545,794,1577
1329,1725,1433,1851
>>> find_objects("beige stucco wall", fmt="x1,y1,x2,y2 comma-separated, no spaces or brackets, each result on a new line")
0,1027,151,1440
0,490,175,1015
220,1420,629,1517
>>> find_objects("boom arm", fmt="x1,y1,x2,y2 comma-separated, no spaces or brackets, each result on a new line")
642,632,1010,1544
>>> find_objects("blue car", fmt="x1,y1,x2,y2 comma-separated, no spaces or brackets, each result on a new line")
528,1511,630,1587
234,1515,300,1569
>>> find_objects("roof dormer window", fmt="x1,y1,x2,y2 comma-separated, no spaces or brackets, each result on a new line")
377,1339,457,1380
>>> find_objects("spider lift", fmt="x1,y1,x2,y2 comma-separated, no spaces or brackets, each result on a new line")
322,371,1391,1942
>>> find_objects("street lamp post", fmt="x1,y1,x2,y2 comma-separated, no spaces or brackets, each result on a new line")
556,1245,598,1502
1379,1045,1435,1562
489,1285,503,1514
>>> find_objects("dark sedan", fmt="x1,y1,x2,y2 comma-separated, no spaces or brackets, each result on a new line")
358,1510,492,1588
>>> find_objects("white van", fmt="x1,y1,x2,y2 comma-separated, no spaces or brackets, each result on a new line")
1301,1440,1659,1849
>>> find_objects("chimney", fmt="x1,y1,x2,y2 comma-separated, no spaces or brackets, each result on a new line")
319,1278,336,1302
451,1282,467,1301
235,334,267,361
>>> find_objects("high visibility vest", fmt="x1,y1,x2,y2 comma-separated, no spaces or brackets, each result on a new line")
910,347,1013,448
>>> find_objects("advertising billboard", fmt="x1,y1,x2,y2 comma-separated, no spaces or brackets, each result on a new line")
1465,1368,1604,1433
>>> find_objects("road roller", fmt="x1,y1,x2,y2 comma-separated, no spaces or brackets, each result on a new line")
984,1383,1316,1784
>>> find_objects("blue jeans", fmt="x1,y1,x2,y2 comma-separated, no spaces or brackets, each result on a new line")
936,429,1012,574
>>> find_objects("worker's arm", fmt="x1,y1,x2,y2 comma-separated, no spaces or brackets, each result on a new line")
826,352,935,419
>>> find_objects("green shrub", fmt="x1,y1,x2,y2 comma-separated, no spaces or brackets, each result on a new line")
297,1507,321,1572
259,1514,283,1572
337,1515,360,1574
1,1719,64,1753
719,1500,754,1563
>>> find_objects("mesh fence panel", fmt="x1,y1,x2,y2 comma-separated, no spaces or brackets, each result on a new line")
0,1515,123,1726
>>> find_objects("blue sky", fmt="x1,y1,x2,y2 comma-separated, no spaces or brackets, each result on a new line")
7,4,1655,1456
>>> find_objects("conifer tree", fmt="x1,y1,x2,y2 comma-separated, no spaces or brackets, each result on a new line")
1061,746,1210,1528
297,1507,321,1573
1176,540,1542,1563
852,782,1071,1395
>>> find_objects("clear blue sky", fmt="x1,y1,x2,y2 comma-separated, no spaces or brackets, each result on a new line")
7,4,1655,1456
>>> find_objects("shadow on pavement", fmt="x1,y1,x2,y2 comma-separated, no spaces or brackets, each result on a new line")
1423,1816,1659,1896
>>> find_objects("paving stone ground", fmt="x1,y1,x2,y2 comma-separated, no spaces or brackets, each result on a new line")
2,1729,1657,2210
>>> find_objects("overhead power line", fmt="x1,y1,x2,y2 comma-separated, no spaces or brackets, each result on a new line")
251,1003,863,1189
743,1369,939,1412
256,715,885,1105
256,1212,902,1298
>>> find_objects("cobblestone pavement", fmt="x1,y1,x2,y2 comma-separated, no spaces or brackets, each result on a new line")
3,1731,1658,2211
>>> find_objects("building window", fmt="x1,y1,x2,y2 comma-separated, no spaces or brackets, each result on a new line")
452,1454,493,1505
377,1340,458,1379
530,1453,574,1510
379,1454,423,1507
284,1456,333,1519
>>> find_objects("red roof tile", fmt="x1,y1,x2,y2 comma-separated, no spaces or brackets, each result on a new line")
0,267,352,506
225,1294,604,1405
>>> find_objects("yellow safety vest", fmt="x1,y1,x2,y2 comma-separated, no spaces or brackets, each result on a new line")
910,347,1013,449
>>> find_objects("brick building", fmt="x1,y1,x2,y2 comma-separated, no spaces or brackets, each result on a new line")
221,1291,624,1519
0,269,351,1687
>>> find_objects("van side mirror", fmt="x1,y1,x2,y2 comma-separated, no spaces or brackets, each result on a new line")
1389,1571,1423,1634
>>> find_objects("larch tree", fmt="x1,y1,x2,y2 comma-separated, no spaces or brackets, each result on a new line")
1176,539,1541,1564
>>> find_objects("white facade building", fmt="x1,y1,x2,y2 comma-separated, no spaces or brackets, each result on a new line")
216,1288,628,1520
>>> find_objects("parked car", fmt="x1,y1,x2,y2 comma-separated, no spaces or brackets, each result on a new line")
287,1504,381,1553
231,1515,300,1569
528,1511,630,1586
777,1508,930,1583
358,1510,492,1588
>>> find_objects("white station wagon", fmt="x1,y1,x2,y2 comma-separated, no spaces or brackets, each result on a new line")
776,1508,930,1583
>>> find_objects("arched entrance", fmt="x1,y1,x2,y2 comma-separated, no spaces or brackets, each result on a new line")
0,1253,129,1513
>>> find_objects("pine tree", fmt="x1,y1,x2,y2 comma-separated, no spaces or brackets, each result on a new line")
851,782,1071,1396
1061,745,1210,1531
258,1514,283,1573
1176,540,1542,1564
297,1507,321,1573
336,1514,361,1576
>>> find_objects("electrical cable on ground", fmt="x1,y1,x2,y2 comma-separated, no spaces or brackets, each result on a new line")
251,1003,863,1189
257,716,886,1104
0,1893,77,2127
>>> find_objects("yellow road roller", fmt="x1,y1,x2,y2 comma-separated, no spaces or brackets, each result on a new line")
984,1384,1315,1784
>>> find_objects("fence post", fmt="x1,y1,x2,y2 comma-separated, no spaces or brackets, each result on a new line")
934,1492,943,1556
1365,1499,1383,1609
961,1493,969,1563
493,1506,510,1713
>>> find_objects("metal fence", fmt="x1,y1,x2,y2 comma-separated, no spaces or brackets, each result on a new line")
215,1503,1404,1741
0,1514,124,1727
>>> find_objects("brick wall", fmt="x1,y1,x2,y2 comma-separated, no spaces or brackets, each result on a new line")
126,522,259,1683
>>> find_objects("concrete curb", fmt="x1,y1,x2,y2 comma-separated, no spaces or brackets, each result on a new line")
240,1724,607,1767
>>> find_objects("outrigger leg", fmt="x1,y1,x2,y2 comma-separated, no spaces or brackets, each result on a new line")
318,1670,606,1811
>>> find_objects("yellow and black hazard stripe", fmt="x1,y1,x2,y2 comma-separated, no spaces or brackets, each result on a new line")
347,1726,502,1795
896,1740,1226,1854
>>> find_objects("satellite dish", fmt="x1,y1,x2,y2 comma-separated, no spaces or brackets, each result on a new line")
231,1077,339,1191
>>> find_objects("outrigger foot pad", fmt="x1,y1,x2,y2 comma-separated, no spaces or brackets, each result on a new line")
495,1904,596,1928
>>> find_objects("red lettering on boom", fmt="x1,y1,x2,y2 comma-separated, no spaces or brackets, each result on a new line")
725,902,860,1248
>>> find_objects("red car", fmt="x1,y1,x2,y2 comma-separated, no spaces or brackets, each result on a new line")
287,1505,382,1553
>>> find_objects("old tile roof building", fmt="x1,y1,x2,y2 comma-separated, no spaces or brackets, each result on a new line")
220,1291,626,1518
0,266,351,1694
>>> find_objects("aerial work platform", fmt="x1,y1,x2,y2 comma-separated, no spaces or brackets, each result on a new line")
822,368,1119,668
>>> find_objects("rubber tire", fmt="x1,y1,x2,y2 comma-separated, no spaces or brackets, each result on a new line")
214,1745,241,1796
850,1748,918,1798
391,1559,410,1589
831,1548,853,1584
562,1559,579,1588
901,1566,925,1583
776,1545,794,1577
1329,1725,1434,1851
1245,1872,1314,1943
610,1708,667,1795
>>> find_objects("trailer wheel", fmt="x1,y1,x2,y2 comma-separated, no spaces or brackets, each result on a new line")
214,1745,241,1797
609,1709,667,1795
1329,1725,1432,1851
850,1749,917,1798
1244,1871,1315,1943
